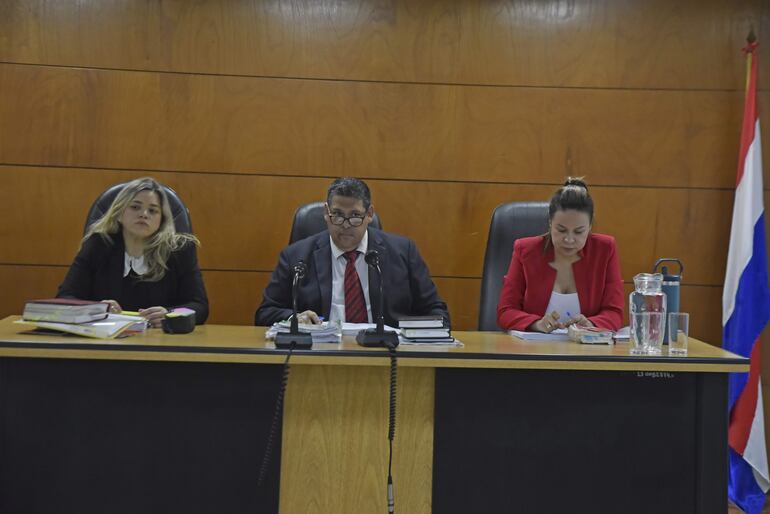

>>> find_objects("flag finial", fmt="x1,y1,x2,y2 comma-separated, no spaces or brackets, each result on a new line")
747,26,757,44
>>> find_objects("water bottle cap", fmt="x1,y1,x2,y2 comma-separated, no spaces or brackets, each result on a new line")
660,265,680,282
653,258,684,276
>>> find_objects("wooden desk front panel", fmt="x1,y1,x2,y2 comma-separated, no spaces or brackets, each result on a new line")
281,365,434,514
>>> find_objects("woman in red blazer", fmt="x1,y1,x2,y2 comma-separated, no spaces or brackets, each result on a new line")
496,178,624,332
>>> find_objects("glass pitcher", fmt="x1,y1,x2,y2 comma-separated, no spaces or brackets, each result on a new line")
629,273,667,355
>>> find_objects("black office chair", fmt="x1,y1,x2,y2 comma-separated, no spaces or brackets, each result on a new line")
288,201,382,244
83,182,193,235
478,202,549,331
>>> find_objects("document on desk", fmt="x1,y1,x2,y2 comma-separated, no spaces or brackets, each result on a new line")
613,326,630,342
508,328,570,341
15,314,147,339
341,322,398,336
266,320,342,343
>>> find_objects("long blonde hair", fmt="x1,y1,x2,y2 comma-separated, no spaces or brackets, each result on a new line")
83,177,200,282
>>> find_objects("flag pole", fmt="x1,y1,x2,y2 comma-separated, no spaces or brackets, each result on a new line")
725,29,770,514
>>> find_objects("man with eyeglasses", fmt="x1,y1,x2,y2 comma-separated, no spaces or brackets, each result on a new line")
255,177,449,327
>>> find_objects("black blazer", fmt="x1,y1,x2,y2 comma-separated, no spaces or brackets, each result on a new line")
57,233,209,324
254,228,449,327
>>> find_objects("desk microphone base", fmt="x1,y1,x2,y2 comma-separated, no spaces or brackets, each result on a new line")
356,329,399,348
275,332,313,349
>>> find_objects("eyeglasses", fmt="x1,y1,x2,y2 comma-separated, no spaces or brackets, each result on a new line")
326,208,367,227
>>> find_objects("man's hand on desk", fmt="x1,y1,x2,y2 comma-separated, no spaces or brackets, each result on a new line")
296,310,323,325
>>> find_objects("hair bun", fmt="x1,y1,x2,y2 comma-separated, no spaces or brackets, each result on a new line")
564,176,588,191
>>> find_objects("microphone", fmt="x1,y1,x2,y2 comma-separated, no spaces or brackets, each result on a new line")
259,260,310,490
275,260,313,349
358,250,399,514
356,250,399,348
364,249,380,266
364,251,386,334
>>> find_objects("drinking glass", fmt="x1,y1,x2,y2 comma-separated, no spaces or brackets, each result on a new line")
668,312,689,356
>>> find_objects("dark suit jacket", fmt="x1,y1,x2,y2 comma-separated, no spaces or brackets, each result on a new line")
496,233,624,331
254,228,449,327
57,233,209,324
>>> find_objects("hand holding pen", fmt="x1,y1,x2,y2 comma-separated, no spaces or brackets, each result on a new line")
563,311,594,328
532,311,562,333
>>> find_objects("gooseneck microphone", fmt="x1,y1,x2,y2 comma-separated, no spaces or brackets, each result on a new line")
275,260,313,349
366,250,387,336
356,250,399,348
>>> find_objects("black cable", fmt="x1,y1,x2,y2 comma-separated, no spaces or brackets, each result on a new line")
387,345,397,514
257,344,293,487
388,346,397,443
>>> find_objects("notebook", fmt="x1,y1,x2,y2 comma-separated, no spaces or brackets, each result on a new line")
508,328,570,341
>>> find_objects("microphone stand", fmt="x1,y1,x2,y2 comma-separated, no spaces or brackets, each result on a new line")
275,261,313,349
356,251,399,348
355,250,399,514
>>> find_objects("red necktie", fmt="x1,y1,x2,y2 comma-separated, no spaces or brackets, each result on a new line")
343,250,367,323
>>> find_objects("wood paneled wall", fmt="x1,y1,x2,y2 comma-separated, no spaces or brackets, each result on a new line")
0,0,768,414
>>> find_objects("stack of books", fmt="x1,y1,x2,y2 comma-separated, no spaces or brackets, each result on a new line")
398,316,454,343
23,298,110,324
19,298,148,339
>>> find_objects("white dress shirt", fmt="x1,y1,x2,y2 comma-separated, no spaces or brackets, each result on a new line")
329,232,372,323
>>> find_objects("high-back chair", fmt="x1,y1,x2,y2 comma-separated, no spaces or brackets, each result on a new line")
83,182,193,235
478,202,549,330
288,201,382,244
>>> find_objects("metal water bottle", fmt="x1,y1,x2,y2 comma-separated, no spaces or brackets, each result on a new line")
653,258,684,344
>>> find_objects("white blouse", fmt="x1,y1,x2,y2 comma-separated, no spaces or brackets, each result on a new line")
544,291,581,324
123,252,148,277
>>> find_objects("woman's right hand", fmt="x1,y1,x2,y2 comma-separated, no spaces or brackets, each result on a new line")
102,299,123,314
530,311,562,333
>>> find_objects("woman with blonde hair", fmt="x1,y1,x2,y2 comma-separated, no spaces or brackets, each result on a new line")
58,177,209,326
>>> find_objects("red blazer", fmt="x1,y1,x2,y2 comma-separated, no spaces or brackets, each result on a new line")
496,233,624,331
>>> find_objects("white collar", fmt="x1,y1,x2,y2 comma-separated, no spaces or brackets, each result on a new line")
329,230,368,260
124,252,148,277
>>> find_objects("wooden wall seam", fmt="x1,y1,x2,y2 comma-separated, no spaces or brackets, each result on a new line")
0,59,758,94
3,161,767,192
